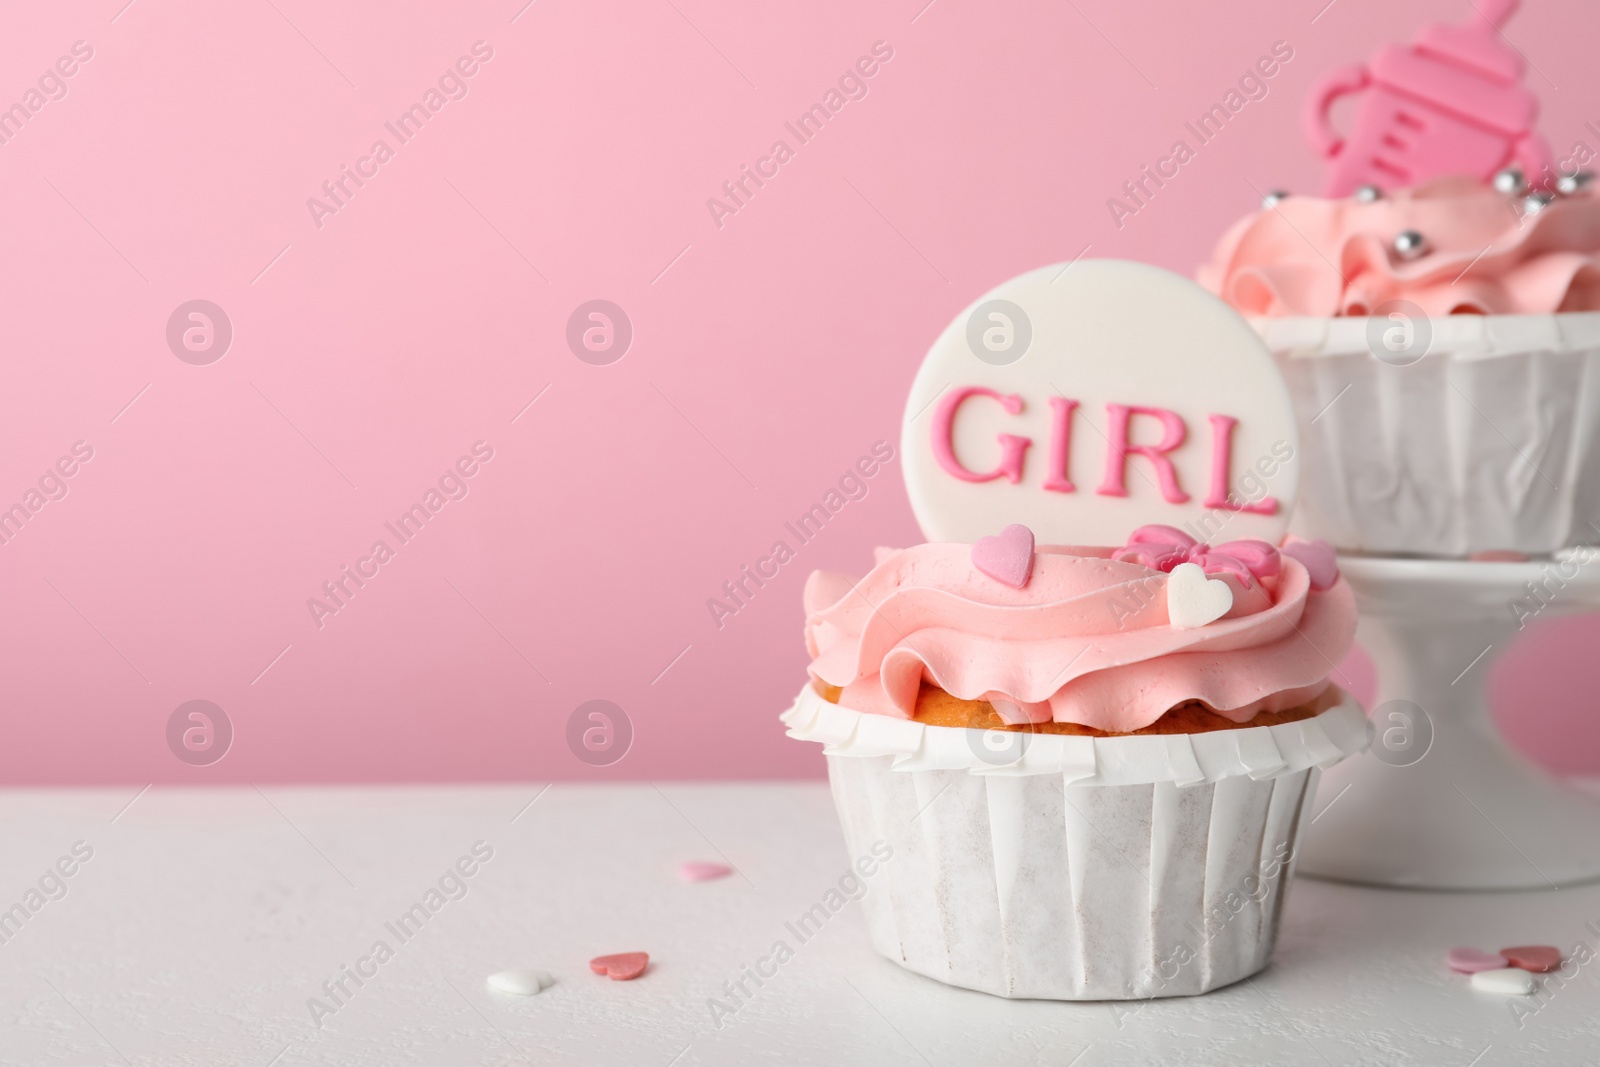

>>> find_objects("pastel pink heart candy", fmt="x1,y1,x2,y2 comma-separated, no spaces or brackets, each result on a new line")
679,861,733,883
972,524,1034,588
1447,947,1507,974
1283,539,1339,591
1501,945,1562,972
590,952,649,980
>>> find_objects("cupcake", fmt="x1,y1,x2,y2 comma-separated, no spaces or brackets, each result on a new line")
1196,0,1600,557
1198,178,1600,557
782,524,1366,999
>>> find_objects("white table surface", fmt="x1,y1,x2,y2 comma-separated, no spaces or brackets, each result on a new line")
2,783,1596,1066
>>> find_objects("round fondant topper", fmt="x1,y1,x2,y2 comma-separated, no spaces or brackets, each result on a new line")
901,260,1298,548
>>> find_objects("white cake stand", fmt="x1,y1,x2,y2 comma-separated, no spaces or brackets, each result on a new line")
1299,554,1600,890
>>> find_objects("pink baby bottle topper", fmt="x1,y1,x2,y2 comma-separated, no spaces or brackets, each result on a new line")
1305,0,1552,195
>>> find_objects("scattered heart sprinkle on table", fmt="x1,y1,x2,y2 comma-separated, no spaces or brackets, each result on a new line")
1471,968,1536,995
487,969,554,996
679,861,734,883
1501,945,1563,972
1447,948,1508,974
590,952,649,980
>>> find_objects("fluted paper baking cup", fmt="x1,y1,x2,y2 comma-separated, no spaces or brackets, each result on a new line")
782,686,1369,1000
1260,312,1600,557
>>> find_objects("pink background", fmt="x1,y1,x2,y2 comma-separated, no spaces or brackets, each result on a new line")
2,0,1597,784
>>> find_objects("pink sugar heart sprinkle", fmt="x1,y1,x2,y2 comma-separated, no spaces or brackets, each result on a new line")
1283,538,1339,591
1447,947,1508,974
971,524,1035,589
1501,945,1562,973
679,861,733,883
590,952,649,980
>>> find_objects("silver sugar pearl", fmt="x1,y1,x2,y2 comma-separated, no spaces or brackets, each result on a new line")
1353,184,1383,202
1392,229,1428,260
1493,167,1527,195
1557,171,1595,196
1521,191,1556,217
1261,189,1289,209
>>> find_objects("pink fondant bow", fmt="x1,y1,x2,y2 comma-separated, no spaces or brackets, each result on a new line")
1113,524,1281,584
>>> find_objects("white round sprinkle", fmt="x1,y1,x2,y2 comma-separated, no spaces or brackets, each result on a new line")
1557,171,1595,196
1470,967,1536,995
488,969,554,996
1392,230,1428,260
1492,167,1526,195
1521,191,1555,217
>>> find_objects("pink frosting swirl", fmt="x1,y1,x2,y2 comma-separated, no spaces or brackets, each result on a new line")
803,543,1356,733
1196,177,1600,317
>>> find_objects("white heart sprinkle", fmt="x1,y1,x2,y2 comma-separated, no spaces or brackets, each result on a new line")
1165,562,1234,629
488,969,554,996
1470,967,1536,996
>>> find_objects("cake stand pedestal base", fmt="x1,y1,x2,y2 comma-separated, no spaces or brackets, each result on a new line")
1299,554,1600,890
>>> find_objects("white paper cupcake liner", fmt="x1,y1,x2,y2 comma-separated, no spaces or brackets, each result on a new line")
1260,312,1600,557
782,686,1369,1000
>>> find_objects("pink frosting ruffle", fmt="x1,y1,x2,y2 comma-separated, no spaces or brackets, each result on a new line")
1196,177,1600,317
803,543,1356,734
